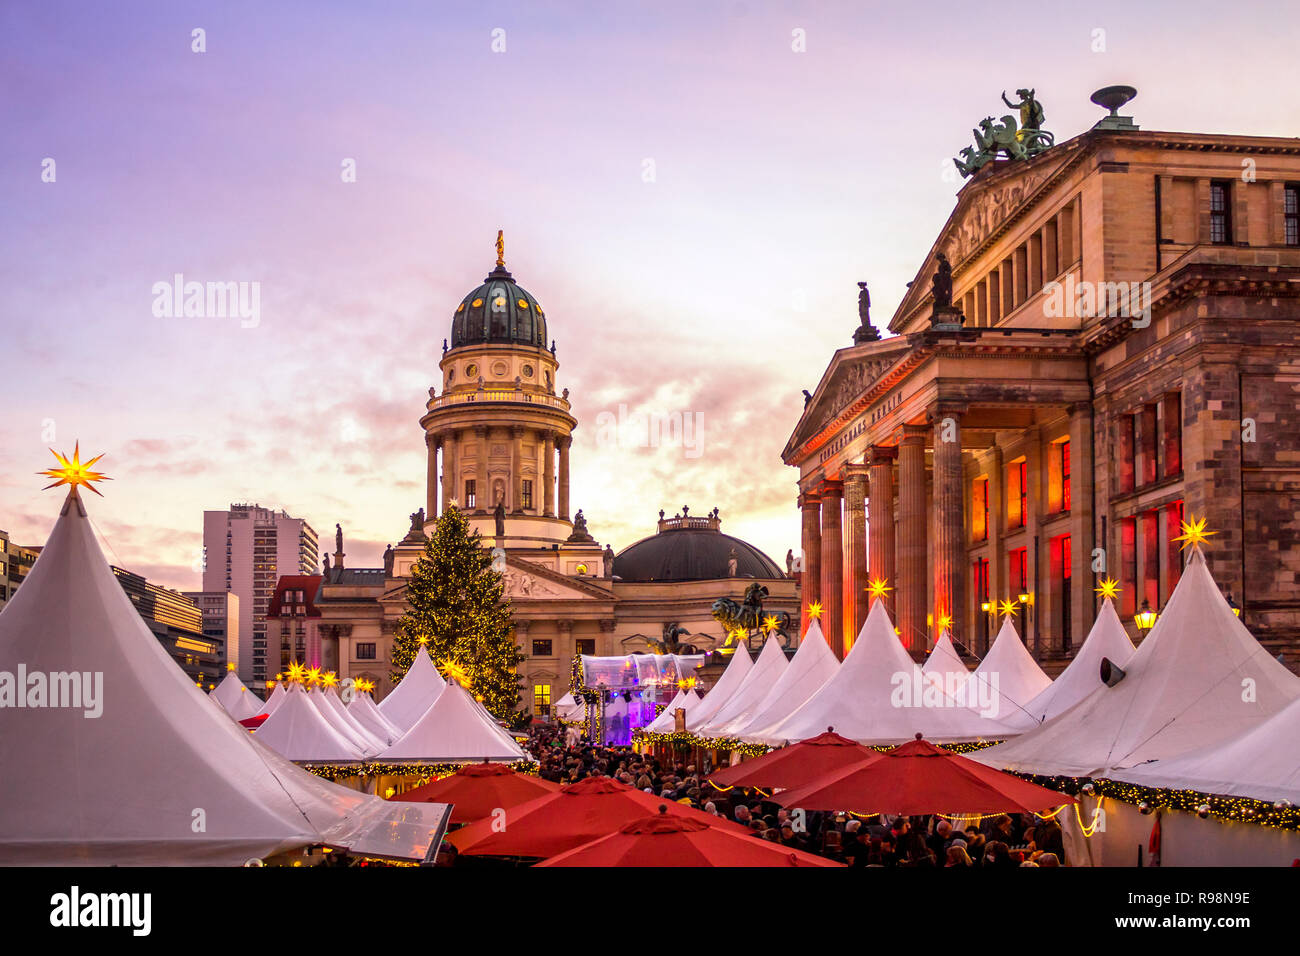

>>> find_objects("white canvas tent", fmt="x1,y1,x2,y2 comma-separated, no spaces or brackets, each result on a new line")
554,691,584,722
678,645,753,732
922,631,970,691
260,681,287,717
0,490,449,865
311,686,385,756
377,644,447,732
210,670,264,722
254,683,367,763
973,548,1300,778
348,690,402,744
695,637,789,739
379,680,527,763
734,619,840,742
1113,693,1300,804
759,600,1019,746
643,688,703,733
1019,599,1135,726
965,617,1052,730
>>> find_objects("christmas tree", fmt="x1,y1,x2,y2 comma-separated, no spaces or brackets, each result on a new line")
392,504,524,723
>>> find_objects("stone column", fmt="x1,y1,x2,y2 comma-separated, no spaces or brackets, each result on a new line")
897,427,928,651
1067,402,1095,651
441,430,457,512
842,466,869,649
557,435,572,520
820,483,845,659
475,426,490,512
799,491,822,638
425,433,438,521
867,445,897,619
931,405,966,647
511,425,524,512
598,619,616,656
543,431,556,516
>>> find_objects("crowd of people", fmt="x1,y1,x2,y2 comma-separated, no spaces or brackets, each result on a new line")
525,726,1067,866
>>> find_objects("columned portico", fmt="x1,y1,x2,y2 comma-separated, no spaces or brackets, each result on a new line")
896,426,929,652
820,483,845,658
867,445,897,619
799,491,821,637
931,404,966,647
842,465,869,648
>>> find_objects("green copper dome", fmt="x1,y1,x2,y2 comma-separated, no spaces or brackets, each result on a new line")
450,261,548,350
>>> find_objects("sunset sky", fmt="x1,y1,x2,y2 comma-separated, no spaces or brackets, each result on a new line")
2,0,1296,589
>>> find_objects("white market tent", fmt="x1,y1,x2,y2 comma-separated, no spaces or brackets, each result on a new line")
260,681,287,717
973,548,1300,778
1019,598,1135,727
0,490,449,865
254,683,367,763
734,619,840,742
553,691,585,722
759,600,1020,746
378,680,528,763
922,631,970,692
377,644,447,733
210,670,265,722
312,686,385,756
964,617,1052,730
695,637,789,739
348,690,402,744
1113,693,1300,805
678,645,753,732
643,689,704,734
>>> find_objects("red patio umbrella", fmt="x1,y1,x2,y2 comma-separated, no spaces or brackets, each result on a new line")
535,808,843,867
389,762,561,824
446,776,751,858
705,729,882,791
773,735,1073,816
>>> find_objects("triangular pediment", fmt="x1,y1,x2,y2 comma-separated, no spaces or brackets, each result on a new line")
784,338,913,458
501,556,613,602
888,132,1092,332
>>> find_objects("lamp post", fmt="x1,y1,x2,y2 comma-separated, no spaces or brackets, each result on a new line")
1134,599,1157,636
1226,591,1241,618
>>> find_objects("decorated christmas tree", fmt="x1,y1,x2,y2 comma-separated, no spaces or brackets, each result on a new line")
392,504,524,723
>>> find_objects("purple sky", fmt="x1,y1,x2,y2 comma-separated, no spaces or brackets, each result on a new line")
2,1,1296,588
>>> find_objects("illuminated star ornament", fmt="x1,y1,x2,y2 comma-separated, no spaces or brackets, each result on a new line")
286,661,306,684
762,614,781,632
39,443,111,497
806,601,824,620
321,671,339,689
439,659,471,688
306,667,322,686
866,578,892,602
998,599,1020,618
1173,514,1217,551
1094,578,1122,600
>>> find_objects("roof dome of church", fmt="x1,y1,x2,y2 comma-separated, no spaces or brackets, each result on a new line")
449,233,548,350
613,509,785,583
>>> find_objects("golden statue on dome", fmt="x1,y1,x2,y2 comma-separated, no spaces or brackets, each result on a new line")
495,229,505,268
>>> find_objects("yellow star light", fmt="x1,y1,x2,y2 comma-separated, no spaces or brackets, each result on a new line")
439,659,471,688
417,634,430,645
1173,514,1217,551
321,671,339,689
762,614,781,632
227,662,237,672
806,601,823,620
866,578,892,602
39,443,111,497
306,667,322,686
1094,578,1121,600
936,613,952,632
677,676,696,690
998,599,1020,618
286,661,306,684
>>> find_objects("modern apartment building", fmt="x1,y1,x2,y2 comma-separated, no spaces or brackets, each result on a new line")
182,590,241,674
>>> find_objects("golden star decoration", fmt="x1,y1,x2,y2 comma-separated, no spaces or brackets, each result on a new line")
417,635,430,645
439,659,471,688
806,601,823,620
39,443,111,496
305,667,322,686
936,613,952,632
1094,578,1122,600
1173,514,1217,551
866,578,892,601
762,614,781,632
227,661,237,672
998,599,1019,618
286,661,306,684
322,672,339,689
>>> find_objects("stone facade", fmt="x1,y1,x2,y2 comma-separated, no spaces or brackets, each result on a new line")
786,118,1300,671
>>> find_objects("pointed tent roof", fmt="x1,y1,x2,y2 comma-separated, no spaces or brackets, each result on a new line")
760,600,1018,746
254,683,366,762
554,691,585,721
973,549,1300,778
735,619,840,742
313,686,385,756
965,617,1052,730
680,646,753,731
379,681,528,763
261,681,287,717
0,491,449,864
348,691,402,745
1019,599,1135,727
922,631,970,690
211,670,264,721
644,689,703,734
1114,694,1300,804
377,644,447,732
697,637,790,739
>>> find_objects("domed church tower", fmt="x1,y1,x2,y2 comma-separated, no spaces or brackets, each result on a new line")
420,233,580,551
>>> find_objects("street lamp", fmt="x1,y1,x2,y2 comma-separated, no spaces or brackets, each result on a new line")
1134,599,1157,635
1226,591,1241,618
